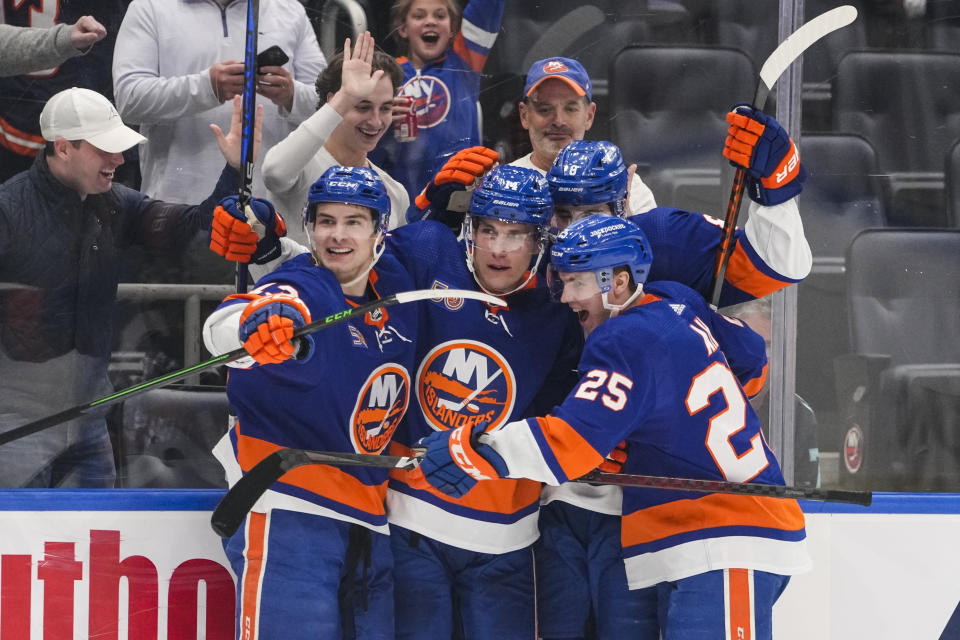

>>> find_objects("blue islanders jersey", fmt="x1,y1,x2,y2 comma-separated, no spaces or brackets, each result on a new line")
384,221,582,553
489,281,809,587
630,207,802,306
217,252,418,534
540,205,803,513
369,0,506,200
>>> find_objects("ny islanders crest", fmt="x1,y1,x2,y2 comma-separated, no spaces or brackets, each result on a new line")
350,363,411,454
416,340,516,432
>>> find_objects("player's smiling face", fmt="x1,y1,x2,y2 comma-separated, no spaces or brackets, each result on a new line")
519,81,596,171
558,271,609,336
309,202,379,289
328,75,396,155
471,218,539,294
54,140,125,200
399,0,454,68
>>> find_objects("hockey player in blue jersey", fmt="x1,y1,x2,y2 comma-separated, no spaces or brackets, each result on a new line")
383,164,584,639
411,215,810,640
532,119,807,639
202,166,417,640
369,0,507,200
211,163,584,638
547,113,810,306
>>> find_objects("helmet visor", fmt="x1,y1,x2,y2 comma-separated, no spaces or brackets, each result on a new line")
547,266,602,304
471,220,540,255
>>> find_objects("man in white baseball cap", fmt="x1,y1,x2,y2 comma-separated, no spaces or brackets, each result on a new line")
39,87,147,199
0,88,261,488
40,86,146,153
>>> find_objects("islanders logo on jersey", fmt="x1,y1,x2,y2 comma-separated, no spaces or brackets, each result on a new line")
349,363,411,454
398,75,451,129
416,340,516,432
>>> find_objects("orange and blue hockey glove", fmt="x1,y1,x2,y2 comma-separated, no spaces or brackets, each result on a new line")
238,293,312,365
408,422,509,497
723,105,807,206
409,145,499,227
210,195,286,264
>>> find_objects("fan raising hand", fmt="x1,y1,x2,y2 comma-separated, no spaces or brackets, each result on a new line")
329,32,386,114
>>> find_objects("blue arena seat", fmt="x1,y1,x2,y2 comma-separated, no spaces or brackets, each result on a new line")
833,229,960,490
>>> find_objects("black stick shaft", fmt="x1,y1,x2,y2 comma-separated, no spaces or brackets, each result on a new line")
709,81,771,308
211,448,419,538
577,470,872,506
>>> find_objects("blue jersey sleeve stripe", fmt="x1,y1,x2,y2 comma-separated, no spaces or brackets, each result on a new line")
527,418,572,483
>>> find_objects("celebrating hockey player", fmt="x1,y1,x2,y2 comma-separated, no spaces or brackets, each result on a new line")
383,165,583,639
202,166,417,639
411,215,811,640
534,122,807,639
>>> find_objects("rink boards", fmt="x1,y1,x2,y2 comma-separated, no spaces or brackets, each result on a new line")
0,491,956,639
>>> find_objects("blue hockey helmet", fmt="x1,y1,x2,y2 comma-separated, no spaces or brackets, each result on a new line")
549,214,653,312
304,166,391,288
468,165,553,226
305,165,391,233
546,140,629,217
464,165,553,296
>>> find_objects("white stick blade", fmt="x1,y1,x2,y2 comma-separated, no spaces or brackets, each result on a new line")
395,288,507,308
759,5,858,90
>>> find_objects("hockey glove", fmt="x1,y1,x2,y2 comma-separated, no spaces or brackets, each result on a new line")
210,195,287,264
409,146,499,226
238,293,312,365
597,440,628,473
408,422,509,498
723,106,807,206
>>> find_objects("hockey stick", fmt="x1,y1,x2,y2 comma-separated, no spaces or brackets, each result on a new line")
708,5,858,307
0,288,504,447
235,0,260,293
212,443,872,537
211,449,421,537
575,469,871,507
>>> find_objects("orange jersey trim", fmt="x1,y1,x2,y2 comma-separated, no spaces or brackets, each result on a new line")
389,441,541,514
452,34,488,73
239,511,268,640
724,244,789,298
0,115,43,157
621,492,805,548
530,416,604,482
741,363,768,398
236,432,387,517
727,568,754,640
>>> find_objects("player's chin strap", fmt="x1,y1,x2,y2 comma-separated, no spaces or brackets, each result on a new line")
599,268,644,318
340,237,386,290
